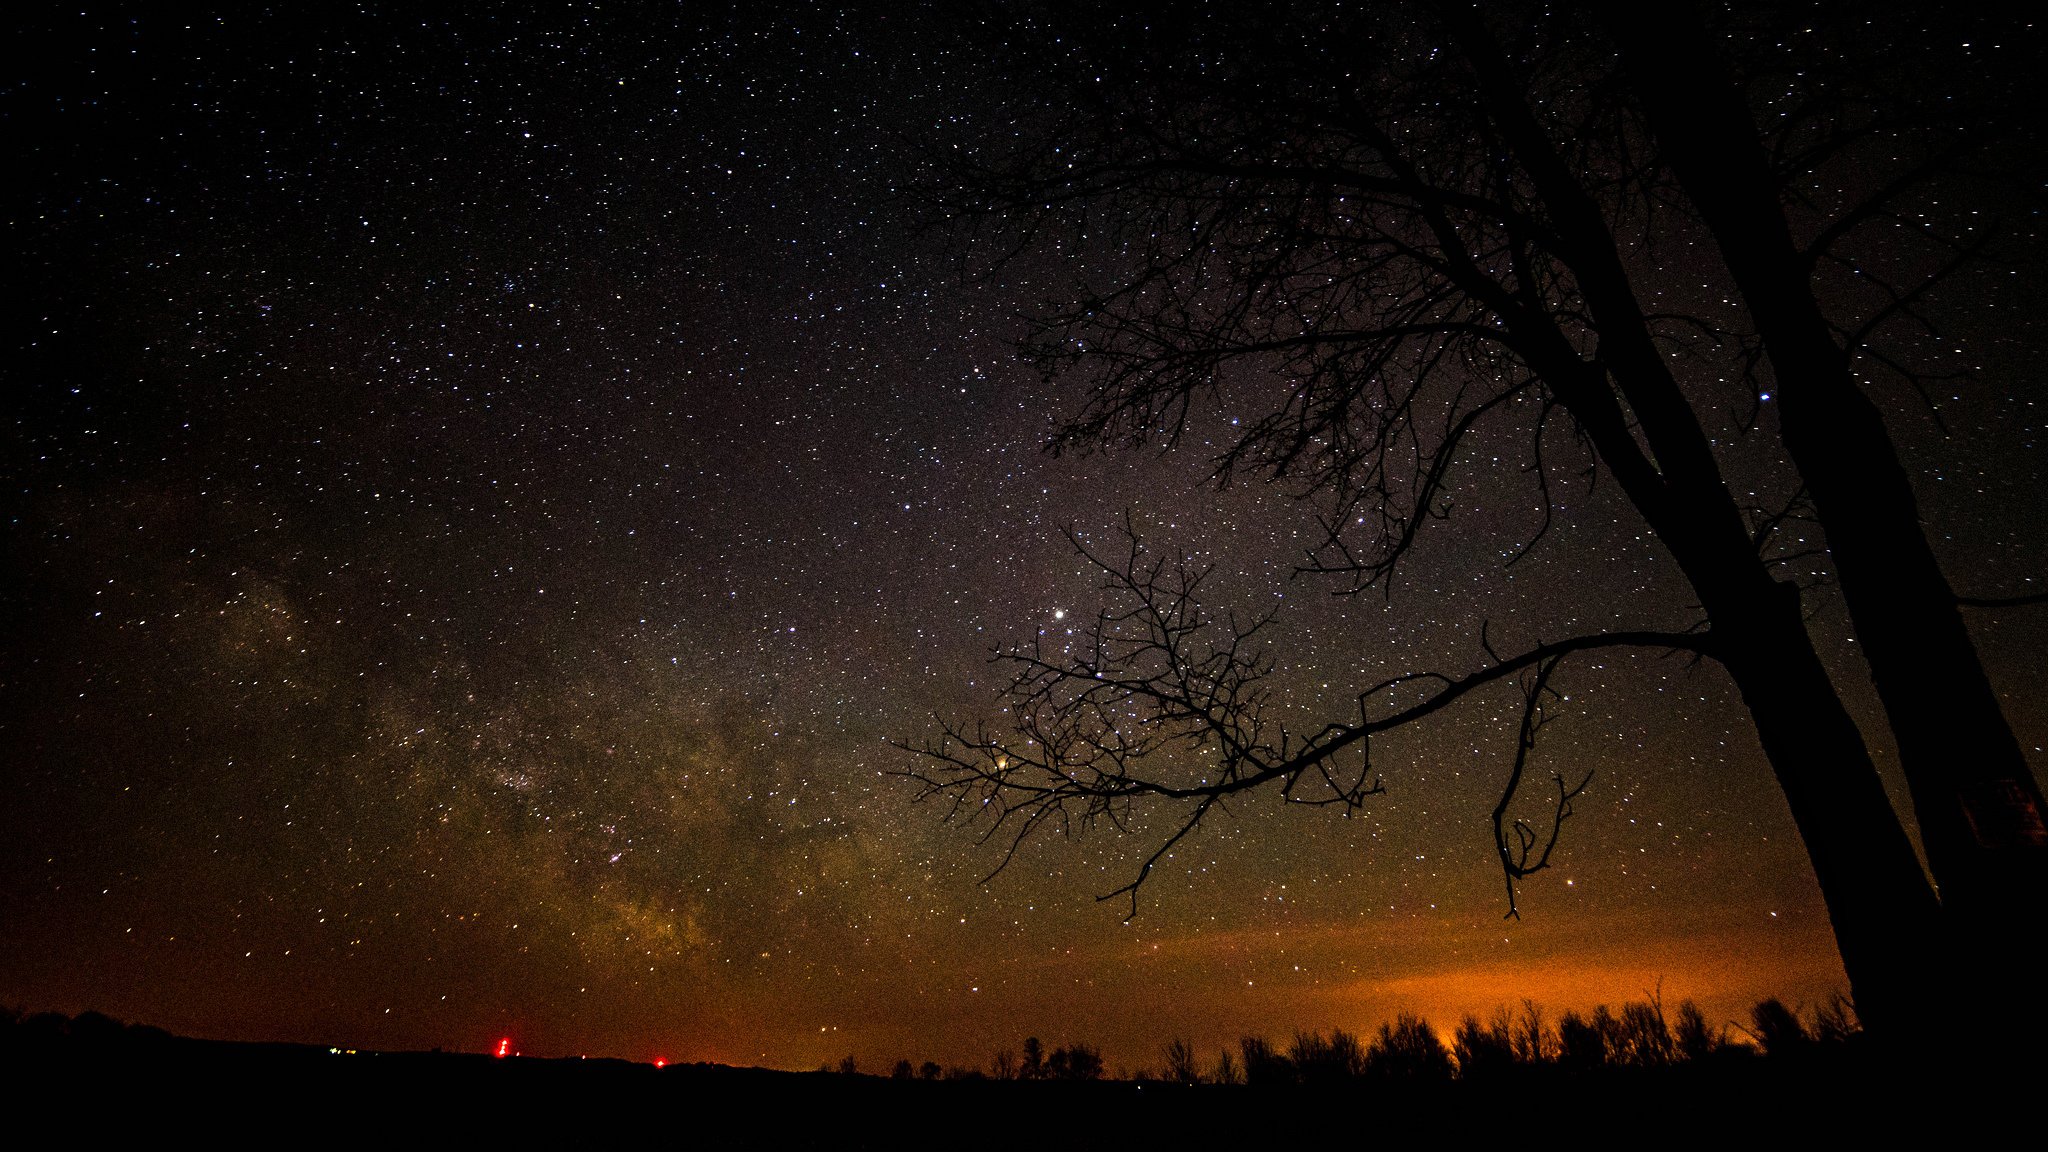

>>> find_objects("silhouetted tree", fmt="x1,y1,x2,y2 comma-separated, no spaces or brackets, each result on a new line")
1614,999,1675,1067
1289,1029,1368,1084
1021,1036,1044,1080
1747,998,1810,1058
1210,1047,1243,1087
991,1049,1020,1081
891,1058,915,1081
1598,8,2048,990
1366,1015,1455,1082
1238,1036,1292,1086
909,0,2047,1041
1811,994,1860,1046
1453,1010,1518,1080
1673,1000,1720,1063
1047,1043,1103,1081
1556,1010,1610,1073
1162,1038,1202,1085
1510,1000,1553,1066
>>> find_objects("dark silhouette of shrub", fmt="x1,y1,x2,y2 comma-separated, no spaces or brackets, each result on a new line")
891,1058,915,1080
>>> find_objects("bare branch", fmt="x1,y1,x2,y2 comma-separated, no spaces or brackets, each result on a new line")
1491,655,1592,919
1957,590,2048,610
899,522,1713,912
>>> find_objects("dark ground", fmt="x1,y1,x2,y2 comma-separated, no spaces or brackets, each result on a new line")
2,1015,2018,1146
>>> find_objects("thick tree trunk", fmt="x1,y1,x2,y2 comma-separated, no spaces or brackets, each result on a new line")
1450,12,1955,1040
1712,581,1950,1039
1621,427,1949,1039
1601,2,2048,1017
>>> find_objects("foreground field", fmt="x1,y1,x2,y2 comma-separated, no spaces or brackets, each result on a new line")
3,1018,2021,1146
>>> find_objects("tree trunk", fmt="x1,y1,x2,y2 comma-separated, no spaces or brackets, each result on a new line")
1448,12,1956,1039
1623,439,1949,1040
1710,580,1951,1039
1601,2,2048,1017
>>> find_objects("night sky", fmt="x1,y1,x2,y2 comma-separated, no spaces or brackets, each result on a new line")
6,5,2044,1072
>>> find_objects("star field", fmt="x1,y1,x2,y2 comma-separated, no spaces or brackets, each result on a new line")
5,4,2045,1072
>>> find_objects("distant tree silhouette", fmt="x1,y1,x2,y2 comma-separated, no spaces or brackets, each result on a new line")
1811,994,1860,1046
1046,1043,1104,1081
1288,1029,1368,1084
1366,1015,1455,1083
1209,1047,1243,1087
991,1049,1020,1081
1747,998,1810,1058
1238,1036,1292,1086
1510,1001,1553,1065
1614,1000,1676,1067
1453,1010,1518,1080
891,1058,915,1080
1673,1000,1720,1063
837,1055,858,1076
918,1060,942,1081
1021,1036,1044,1080
1557,1010,1610,1073
1162,1038,1202,1085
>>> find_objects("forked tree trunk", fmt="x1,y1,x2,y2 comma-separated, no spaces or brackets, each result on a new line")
1711,580,1950,1039
1616,453,1949,1039
1453,11,1954,1040
1602,2,2048,1024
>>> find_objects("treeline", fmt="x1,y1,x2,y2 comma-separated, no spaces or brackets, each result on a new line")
10,995,1861,1083
851,1036,1107,1082
853,994,1860,1084
0,1007,176,1057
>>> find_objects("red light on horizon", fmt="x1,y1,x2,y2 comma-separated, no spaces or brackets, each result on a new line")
654,1058,667,1068
495,1037,511,1058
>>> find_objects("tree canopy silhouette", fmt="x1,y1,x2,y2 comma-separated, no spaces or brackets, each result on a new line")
907,0,2045,1042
